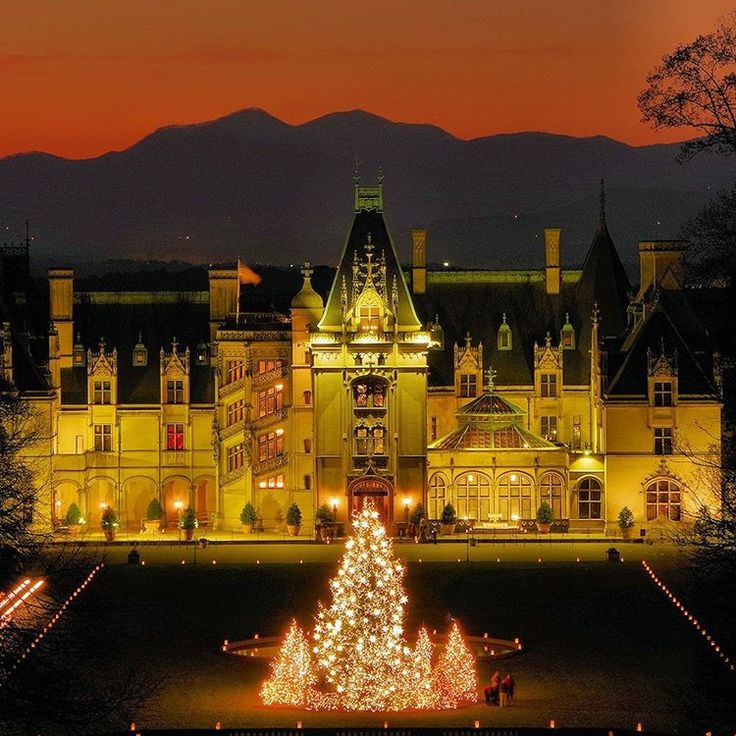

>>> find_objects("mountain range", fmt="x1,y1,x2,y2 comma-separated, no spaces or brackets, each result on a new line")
1,108,733,271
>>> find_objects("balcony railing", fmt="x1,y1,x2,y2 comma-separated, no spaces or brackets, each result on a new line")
252,365,288,387
252,453,288,477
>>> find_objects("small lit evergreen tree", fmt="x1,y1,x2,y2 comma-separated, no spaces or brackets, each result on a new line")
433,622,478,708
260,620,315,706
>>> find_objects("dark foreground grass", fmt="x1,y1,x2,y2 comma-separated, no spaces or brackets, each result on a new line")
65,560,728,734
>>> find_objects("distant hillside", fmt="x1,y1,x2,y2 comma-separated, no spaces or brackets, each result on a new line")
2,108,733,270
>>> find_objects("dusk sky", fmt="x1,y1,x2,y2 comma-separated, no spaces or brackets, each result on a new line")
2,0,734,159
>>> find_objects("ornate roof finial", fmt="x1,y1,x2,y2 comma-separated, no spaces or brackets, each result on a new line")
171,336,178,353
485,366,497,393
301,261,314,280
354,157,361,185
465,331,472,348
599,177,606,225
98,337,106,353
592,301,600,325
545,331,552,348
377,165,384,185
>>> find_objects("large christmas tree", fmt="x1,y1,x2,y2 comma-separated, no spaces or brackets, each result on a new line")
312,504,413,711
260,501,478,711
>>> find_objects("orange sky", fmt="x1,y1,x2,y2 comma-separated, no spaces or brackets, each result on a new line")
1,0,733,159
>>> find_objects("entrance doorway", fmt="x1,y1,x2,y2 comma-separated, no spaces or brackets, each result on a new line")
348,474,393,527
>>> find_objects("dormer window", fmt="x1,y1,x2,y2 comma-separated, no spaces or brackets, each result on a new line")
195,341,208,366
167,379,184,404
497,314,512,351
560,314,576,350
460,373,477,398
73,334,85,367
653,380,673,407
133,333,148,367
358,303,380,332
93,380,112,405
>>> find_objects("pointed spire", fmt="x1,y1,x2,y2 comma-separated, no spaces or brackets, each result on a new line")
599,177,606,227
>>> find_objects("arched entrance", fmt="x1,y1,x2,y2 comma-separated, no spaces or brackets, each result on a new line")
348,473,393,526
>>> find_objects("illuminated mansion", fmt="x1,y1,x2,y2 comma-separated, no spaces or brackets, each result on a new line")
2,178,721,534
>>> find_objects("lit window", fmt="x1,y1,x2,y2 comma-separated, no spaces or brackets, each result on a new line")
498,473,533,521
455,472,491,520
654,381,673,407
261,473,284,489
94,424,112,452
257,358,284,374
258,385,283,418
166,379,184,404
258,430,284,462
166,423,185,451
460,374,477,398
572,415,582,451
654,427,673,455
646,479,681,521
358,303,380,331
541,373,557,398
93,380,111,404
354,425,369,455
428,474,447,519
226,360,245,384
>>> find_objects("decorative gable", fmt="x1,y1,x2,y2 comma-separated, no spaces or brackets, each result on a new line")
87,339,117,377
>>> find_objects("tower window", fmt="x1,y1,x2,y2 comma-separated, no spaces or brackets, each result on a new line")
258,385,283,417
540,415,558,441
93,424,112,452
166,380,184,404
93,380,112,404
358,303,380,331
226,360,245,384
166,423,185,451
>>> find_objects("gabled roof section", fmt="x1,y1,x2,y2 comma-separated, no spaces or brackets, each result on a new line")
575,184,631,338
606,304,717,398
430,423,554,450
318,179,421,331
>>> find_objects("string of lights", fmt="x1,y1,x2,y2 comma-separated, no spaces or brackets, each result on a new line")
642,560,733,672
9,564,104,673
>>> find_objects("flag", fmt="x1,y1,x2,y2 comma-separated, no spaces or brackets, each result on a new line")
238,259,262,286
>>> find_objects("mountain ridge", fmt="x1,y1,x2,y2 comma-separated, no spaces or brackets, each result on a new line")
0,107,730,269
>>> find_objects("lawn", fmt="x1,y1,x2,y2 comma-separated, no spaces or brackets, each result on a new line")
60,550,728,735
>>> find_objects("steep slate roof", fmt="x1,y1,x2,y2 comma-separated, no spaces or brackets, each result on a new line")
605,302,718,399
319,202,421,331
415,274,587,387
575,204,631,339
60,294,214,405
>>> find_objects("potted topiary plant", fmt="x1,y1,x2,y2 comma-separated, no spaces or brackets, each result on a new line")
179,507,198,541
409,502,426,527
240,502,258,533
65,502,84,536
144,498,164,534
618,506,635,540
286,503,302,536
440,502,457,535
536,501,553,534
101,506,120,542
315,502,336,542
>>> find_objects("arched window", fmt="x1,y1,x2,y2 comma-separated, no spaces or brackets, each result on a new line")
455,472,491,521
498,472,533,521
428,474,447,519
577,477,602,519
646,479,681,521
539,472,565,519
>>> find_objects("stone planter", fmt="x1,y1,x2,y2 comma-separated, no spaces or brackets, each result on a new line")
440,523,456,536
620,526,634,540
537,521,551,534
242,524,256,534
144,520,160,534
287,524,301,537
103,529,116,542
183,527,195,541
68,524,82,537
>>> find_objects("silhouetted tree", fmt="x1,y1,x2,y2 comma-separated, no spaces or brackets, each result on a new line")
638,14,736,160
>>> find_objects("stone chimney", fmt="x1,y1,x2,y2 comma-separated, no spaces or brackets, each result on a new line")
637,241,685,298
544,228,561,295
48,269,74,367
411,229,427,295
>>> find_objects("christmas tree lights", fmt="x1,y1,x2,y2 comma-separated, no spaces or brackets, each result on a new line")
433,621,479,708
260,620,315,707
260,503,478,711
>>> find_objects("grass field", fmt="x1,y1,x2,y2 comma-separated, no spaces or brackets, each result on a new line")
60,549,730,734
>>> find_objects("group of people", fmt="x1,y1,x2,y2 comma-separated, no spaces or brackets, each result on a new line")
483,671,515,706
